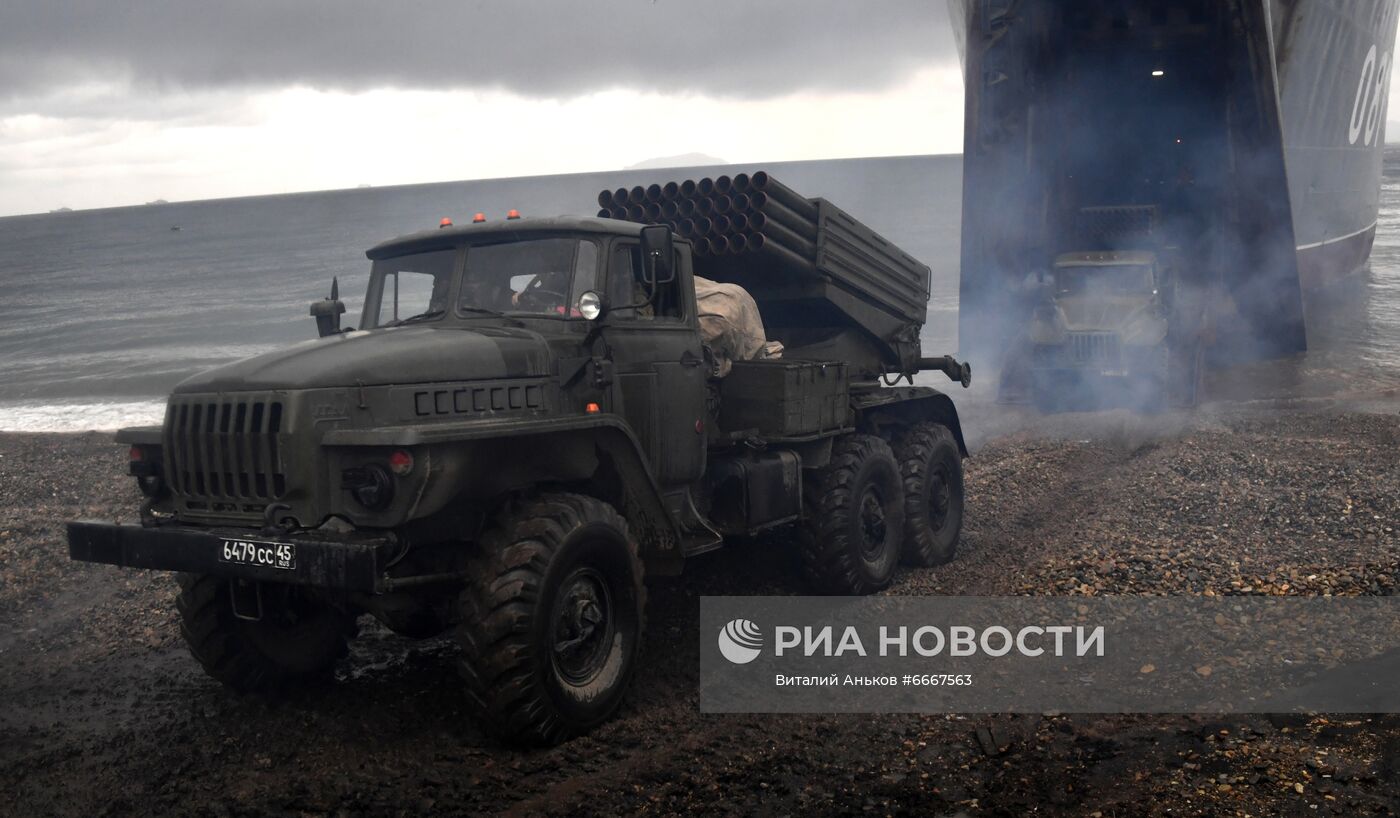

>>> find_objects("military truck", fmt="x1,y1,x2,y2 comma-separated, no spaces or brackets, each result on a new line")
1023,248,1208,411
68,179,970,744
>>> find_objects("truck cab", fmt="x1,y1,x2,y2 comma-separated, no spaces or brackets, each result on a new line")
359,217,712,495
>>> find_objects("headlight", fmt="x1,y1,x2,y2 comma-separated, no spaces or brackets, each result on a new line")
342,464,395,510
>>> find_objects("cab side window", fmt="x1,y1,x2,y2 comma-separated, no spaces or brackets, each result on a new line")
608,242,682,322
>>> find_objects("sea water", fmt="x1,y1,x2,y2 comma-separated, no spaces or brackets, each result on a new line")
0,152,1394,432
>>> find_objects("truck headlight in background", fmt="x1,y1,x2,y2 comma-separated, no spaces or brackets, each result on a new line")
1028,305,1069,345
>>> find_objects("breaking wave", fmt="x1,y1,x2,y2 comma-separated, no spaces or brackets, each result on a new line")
0,400,166,432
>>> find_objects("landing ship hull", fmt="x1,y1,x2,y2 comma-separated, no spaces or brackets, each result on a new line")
951,0,1400,364
1274,0,1399,290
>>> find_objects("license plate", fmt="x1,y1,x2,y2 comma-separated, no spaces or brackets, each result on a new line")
219,538,296,571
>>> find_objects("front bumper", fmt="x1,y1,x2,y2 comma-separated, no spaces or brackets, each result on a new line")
67,520,397,592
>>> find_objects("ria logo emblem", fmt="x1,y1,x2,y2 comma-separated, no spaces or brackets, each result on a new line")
718,619,763,664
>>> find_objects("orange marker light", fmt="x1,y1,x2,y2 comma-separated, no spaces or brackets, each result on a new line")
506,209,521,220
439,217,452,228
585,402,601,414
472,213,487,223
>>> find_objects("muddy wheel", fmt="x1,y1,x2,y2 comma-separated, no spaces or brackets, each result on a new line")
1169,340,1206,409
176,574,356,693
457,493,644,746
895,423,965,566
799,434,906,594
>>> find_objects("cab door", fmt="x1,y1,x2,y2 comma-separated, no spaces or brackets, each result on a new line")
601,240,707,486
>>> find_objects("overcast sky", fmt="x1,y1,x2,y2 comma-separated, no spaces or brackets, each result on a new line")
0,1,966,217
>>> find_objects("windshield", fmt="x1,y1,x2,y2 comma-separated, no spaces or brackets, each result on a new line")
370,249,455,327
1054,264,1155,296
365,238,600,328
459,238,597,318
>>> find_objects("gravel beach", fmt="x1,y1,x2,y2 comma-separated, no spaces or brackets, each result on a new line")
2,403,1398,816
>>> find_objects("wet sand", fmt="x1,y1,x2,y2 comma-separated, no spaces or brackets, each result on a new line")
1,402,1398,816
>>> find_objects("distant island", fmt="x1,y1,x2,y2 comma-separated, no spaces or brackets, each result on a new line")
625,153,728,170
144,198,169,206
48,206,73,213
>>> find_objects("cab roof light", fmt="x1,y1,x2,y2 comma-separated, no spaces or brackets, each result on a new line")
439,217,453,228
585,402,601,414
472,213,487,223
506,209,521,220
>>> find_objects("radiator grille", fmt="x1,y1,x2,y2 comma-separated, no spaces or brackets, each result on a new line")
164,396,287,501
1069,332,1121,366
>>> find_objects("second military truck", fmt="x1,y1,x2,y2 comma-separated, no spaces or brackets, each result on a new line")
68,173,970,744
1023,246,1207,410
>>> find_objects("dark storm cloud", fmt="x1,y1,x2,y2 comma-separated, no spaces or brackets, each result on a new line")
0,0,956,102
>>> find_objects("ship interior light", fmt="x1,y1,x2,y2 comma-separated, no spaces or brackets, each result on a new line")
1151,69,1165,77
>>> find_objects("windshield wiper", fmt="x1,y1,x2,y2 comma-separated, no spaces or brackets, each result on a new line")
458,305,526,326
386,309,444,327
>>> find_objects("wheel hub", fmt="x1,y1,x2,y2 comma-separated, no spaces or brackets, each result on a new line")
857,488,888,560
550,567,614,686
927,465,952,531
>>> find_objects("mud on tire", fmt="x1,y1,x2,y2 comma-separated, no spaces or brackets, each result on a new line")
176,573,356,693
457,493,645,746
798,433,906,595
895,422,965,566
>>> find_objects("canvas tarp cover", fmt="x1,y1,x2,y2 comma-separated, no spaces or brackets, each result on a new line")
695,276,779,376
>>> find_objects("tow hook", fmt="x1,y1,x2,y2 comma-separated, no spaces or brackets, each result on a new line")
261,503,294,536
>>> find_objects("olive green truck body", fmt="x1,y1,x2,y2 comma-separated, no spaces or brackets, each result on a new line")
69,203,971,744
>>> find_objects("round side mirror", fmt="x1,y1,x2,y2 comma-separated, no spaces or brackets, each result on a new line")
577,290,604,321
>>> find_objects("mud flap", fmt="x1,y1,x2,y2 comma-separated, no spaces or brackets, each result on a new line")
230,579,264,621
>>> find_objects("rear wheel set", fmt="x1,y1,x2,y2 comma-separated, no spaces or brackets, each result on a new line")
798,427,965,594
895,423,965,567
798,433,907,594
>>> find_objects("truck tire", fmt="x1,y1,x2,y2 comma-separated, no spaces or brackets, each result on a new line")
175,574,356,693
799,434,906,595
895,423,965,566
457,493,645,746
1168,340,1205,409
